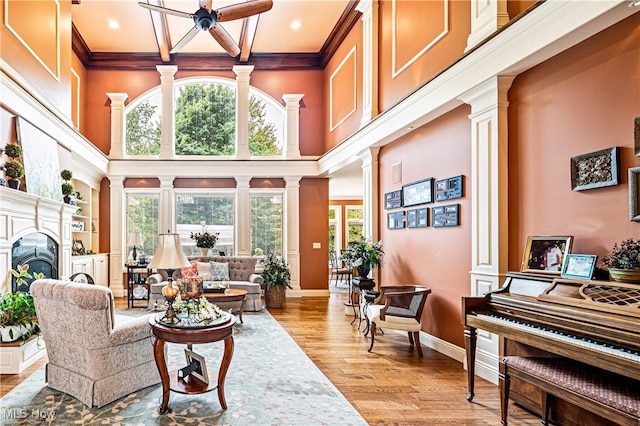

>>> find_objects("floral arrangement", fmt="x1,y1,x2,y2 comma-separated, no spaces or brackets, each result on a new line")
602,238,640,270
340,239,384,271
190,221,218,248
261,252,292,290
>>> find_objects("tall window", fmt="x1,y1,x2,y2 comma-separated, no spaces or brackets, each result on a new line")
124,90,161,156
174,80,236,156
345,206,364,245
176,193,235,256
126,193,159,257
328,206,341,255
249,89,285,156
251,193,283,255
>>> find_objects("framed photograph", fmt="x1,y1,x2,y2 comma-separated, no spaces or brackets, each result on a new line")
432,204,459,227
407,208,428,228
184,349,209,384
73,239,85,254
435,175,463,201
384,190,403,209
570,147,619,191
402,178,434,207
521,236,573,274
387,211,405,230
629,167,640,222
561,254,597,280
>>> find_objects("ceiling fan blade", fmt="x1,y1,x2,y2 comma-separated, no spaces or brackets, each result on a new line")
138,2,193,19
209,25,241,57
170,25,200,54
199,0,213,12
215,0,273,22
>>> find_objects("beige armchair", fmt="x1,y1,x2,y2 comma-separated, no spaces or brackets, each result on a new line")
365,285,431,356
30,279,160,408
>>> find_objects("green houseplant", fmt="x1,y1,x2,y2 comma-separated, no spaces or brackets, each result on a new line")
261,252,292,308
340,239,384,278
60,169,76,204
0,265,43,342
601,238,640,283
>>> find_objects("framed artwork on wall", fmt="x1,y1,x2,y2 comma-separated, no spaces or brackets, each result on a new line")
402,178,433,207
432,204,459,227
387,211,405,230
384,190,403,209
407,208,428,228
521,236,573,275
435,175,463,201
634,116,640,157
560,254,597,280
629,167,640,222
570,147,619,191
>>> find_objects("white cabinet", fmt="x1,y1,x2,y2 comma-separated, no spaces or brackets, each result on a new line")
70,254,109,287
71,256,92,275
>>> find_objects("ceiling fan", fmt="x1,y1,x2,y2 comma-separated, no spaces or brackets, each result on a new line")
138,0,273,57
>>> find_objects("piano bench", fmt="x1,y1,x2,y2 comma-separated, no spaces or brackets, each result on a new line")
499,356,639,426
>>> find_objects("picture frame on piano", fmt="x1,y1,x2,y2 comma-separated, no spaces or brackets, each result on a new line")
560,254,598,280
521,236,573,275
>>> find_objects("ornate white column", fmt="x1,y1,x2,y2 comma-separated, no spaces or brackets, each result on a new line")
356,0,379,127
108,175,126,297
458,75,514,384
158,176,175,233
359,147,380,242
235,176,252,256
282,94,304,159
465,0,509,52
284,176,301,293
106,93,128,159
233,65,254,159
156,65,178,159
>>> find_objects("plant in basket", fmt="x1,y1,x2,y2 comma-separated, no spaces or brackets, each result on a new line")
261,252,291,309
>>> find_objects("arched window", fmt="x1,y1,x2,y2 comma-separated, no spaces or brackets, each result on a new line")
249,88,285,156
124,88,161,156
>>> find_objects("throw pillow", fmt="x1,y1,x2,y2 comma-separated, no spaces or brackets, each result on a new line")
196,262,212,281
210,261,230,281
180,259,200,278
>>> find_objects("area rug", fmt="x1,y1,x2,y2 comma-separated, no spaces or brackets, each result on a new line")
0,310,367,426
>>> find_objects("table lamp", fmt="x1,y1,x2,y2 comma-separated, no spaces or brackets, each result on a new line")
128,232,143,262
148,232,190,323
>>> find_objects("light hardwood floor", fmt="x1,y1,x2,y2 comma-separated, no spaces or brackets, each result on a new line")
1,292,540,425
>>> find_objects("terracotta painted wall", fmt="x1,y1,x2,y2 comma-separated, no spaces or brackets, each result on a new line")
378,0,470,114
0,0,72,118
299,178,330,290
71,53,88,134
508,13,640,270
379,105,471,347
323,19,363,152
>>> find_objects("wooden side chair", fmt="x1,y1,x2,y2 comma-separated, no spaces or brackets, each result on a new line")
329,250,351,287
364,285,431,356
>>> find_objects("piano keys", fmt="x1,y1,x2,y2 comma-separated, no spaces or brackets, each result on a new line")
462,272,640,423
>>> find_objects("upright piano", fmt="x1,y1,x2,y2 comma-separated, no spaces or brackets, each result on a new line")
462,272,640,424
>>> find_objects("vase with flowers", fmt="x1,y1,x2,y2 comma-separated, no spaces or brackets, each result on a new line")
601,237,640,283
340,239,384,279
190,220,218,256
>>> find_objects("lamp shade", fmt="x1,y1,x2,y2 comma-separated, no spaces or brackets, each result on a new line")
128,232,143,247
148,233,191,270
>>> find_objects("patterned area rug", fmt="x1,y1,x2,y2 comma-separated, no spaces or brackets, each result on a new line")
0,310,367,426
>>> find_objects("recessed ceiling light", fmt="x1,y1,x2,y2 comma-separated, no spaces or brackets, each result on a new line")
290,20,301,30
108,20,119,30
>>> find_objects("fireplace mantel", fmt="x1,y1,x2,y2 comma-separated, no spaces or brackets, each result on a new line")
0,187,76,295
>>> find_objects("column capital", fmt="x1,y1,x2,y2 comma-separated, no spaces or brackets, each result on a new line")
282,94,304,105
106,93,128,105
156,65,178,78
284,176,302,187
235,176,252,188
108,175,125,188
158,176,175,188
233,65,254,79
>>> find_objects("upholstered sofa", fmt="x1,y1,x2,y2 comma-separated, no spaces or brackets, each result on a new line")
30,279,160,408
147,255,264,311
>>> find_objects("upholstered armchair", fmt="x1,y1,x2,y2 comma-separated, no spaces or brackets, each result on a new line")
30,279,160,408
365,285,431,356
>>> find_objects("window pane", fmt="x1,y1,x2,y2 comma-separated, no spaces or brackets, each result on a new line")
176,193,235,256
249,93,284,156
125,93,162,156
126,194,159,257
251,194,283,256
346,206,363,245
175,82,236,156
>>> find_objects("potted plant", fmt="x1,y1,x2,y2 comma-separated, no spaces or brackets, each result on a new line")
601,238,640,283
1,264,43,342
4,142,24,190
60,169,76,204
340,239,384,279
261,252,292,309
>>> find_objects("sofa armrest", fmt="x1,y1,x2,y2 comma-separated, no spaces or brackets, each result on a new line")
147,273,164,284
249,273,264,286
109,315,154,346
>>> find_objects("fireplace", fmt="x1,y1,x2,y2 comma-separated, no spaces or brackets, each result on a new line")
12,232,59,293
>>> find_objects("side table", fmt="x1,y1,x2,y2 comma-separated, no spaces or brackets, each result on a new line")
351,278,375,326
150,314,236,414
126,264,151,308
204,289,248,323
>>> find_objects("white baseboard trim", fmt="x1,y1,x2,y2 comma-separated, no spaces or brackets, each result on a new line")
419,330,466,363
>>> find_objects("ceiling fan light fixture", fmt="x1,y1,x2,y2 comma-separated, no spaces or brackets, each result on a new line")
193,8,216,30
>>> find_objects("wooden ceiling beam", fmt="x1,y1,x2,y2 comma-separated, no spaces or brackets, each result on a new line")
238,15,260,63
144,0,172,63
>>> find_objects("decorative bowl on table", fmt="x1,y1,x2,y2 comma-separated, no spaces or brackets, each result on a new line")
183,276,204,299
204,281,228,293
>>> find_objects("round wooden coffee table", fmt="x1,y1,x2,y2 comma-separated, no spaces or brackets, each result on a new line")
150,314,236,414
204,288,248,323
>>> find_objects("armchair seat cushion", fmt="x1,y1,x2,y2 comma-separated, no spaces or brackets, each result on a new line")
366,305,421,331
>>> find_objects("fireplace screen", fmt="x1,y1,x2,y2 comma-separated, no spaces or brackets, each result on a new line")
12,232,58,293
